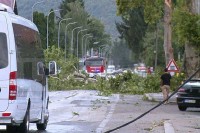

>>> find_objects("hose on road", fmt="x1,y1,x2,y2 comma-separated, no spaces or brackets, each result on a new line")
105,67,200,133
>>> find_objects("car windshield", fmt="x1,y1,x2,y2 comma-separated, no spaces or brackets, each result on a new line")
0,33,8,69
85,58,104,66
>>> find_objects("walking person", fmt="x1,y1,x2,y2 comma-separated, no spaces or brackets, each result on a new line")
160,68,171,104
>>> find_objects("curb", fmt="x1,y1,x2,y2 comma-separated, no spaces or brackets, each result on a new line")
144,93,177,103
144,94,176,133
164,120,175,133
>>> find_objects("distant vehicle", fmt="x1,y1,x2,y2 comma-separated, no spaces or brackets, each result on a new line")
133,66,147,77
137,70,147,77
84,56,106,78
107,65,115,74
0,4,57,133
176,79,200,111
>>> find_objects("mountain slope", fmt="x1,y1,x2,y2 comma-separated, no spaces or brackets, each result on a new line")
16,0,120,39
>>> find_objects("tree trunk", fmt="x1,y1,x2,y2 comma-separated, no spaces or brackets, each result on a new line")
184,0,200,77
163,0,174,66
184,43,200,77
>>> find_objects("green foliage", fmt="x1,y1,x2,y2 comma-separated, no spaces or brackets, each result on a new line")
44,46,78,90
94,69,185,95
59,0,84,17
111,39,135,67
44,46,185,94
58,1,111,55
170,73,185,91
33,12,47,49
95,77,112,96
116,0,144,16
116,7,148,60
116,0,163,24
173,7,200,47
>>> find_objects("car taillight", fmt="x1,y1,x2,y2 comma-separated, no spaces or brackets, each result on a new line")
100,66,104,72
9,71,17,100
2,112,11,117
178,88,185,92
86,66,90,72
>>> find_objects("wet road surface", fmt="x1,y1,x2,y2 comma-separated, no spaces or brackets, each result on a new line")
1,90,200,133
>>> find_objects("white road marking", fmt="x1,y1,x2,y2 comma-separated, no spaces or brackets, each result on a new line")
96,94,120,133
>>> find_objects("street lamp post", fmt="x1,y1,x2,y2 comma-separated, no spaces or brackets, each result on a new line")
76,29,88,59
32,0,45,22
71,26,82,54
46,9,63,49
81,34,91,58
84,36,93,57
76,29,88,71
57,18,72,48
64,22,77,61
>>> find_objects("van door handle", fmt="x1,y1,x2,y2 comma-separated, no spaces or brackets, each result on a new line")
0,87,1,92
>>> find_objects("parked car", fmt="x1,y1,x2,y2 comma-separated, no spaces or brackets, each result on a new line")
176,79,200,111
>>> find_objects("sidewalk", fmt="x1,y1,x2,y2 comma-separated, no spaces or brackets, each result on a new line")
144,93,177,133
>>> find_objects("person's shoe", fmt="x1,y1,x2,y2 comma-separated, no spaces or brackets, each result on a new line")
164,101,169,105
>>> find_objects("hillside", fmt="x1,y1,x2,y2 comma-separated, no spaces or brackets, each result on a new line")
16,0,120,39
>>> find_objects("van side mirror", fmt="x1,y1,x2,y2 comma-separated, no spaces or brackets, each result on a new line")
49,61,57,75
37,62,45,75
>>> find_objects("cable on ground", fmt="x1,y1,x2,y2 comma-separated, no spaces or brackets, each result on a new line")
105,67,200,133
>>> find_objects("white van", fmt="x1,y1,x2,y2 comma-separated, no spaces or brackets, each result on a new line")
0,3,57,133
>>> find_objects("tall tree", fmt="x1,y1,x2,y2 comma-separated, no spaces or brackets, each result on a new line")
58,1,110,57
116,0,174,66
33,11,47,49
112,39,134,68
116,7,147,61
164,0,173,65
59,0,84,18
173,0,200,77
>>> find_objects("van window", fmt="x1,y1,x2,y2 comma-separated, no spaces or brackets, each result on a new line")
0,33,8,69
12,23,45,83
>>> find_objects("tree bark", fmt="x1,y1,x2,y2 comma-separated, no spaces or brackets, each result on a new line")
163,0,174,66
184,0,200,77
184,43,200,77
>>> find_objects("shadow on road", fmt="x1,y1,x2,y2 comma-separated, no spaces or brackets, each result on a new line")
0,129,49,133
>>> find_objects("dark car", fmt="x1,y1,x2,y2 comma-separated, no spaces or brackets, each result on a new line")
176,79,200,111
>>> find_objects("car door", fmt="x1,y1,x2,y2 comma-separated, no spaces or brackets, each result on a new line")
0,13,10,112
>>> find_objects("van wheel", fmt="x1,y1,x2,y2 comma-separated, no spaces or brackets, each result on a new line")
19,107,30,133
6,125,17,133
37,100,49,130
36,118,48,130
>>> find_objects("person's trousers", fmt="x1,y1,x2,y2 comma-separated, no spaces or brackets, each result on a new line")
161,85,170,101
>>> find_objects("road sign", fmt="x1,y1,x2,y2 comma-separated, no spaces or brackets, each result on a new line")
166,59,179,72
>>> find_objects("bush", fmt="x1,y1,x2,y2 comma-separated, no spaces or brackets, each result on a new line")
45,46,185,94
94,70,185,95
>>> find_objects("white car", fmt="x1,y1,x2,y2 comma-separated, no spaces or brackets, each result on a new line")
107,65,116,74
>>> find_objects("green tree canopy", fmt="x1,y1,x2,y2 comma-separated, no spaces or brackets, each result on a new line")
116,0,163,24
59,0,84,17
116,7,147,60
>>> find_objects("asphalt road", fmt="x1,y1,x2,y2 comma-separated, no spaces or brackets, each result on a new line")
1,90,200,133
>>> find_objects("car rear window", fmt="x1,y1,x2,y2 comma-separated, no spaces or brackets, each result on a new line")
0,33,8,69
183,84,200,89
